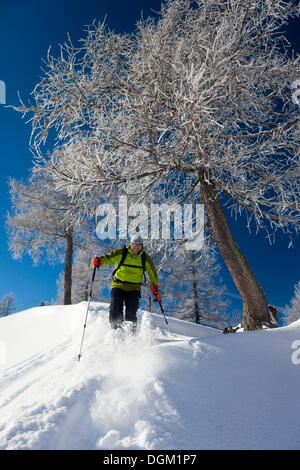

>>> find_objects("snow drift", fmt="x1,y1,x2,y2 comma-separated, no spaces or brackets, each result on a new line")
0,302,300,450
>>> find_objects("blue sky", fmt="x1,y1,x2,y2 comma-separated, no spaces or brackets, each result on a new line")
0,0,299,319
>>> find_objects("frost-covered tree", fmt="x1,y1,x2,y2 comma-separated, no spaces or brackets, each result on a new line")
14,0,300,330
56,236,114,304
0,293,16,317
283,280,300,325
176,251,227,326
6,168,86,305
158,246,229,328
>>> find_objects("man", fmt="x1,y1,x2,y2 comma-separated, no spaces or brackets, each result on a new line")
92,234,162,334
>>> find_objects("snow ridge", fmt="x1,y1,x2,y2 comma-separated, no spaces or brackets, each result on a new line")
0,302,300,450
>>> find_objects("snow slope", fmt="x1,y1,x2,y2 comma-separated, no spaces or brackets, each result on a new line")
0,302,300,450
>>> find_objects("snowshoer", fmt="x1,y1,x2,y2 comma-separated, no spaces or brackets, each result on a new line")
92,234,162,334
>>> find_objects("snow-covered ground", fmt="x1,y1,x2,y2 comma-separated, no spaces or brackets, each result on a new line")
0,302,300,450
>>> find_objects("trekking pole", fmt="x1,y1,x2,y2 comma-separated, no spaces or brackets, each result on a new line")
158,300,172,335
77,266,97,362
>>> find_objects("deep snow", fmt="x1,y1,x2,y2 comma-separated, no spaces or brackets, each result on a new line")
0,302,300,450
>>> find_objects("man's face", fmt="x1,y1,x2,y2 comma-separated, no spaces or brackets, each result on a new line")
130,242,143,254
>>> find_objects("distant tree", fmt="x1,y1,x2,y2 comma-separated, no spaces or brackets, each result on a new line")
158,246,229,328
6,167,86,305
0,293,16,317
56,236,114,304
283,280,300,325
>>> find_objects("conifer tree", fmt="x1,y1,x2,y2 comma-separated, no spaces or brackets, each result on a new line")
0,293,16,317
6,169,86,304
14,0,300,329
283,281,300,325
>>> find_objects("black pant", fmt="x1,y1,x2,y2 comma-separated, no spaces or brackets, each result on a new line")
109,288,141,329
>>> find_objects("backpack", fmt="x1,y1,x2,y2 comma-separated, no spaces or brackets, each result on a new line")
111,247,147,284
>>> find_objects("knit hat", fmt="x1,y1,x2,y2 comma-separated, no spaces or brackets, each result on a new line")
130,233,144,244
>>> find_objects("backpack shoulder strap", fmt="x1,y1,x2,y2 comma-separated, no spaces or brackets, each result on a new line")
141,251,147,284
141,252,146,272
111,246,128,280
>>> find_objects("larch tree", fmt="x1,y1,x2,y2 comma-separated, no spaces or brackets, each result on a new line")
163,248,228,328
6,168,86,305
57,236,115,304
283,280,300,325
0,293,16,317
14,0,300,330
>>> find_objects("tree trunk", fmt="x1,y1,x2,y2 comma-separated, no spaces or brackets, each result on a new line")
199,173,270,330
64,232,73,305
191,252,200,324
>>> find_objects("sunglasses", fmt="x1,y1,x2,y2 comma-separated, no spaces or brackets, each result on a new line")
131,242,143,247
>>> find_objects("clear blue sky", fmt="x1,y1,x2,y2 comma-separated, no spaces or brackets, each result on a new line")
0,0,299,319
